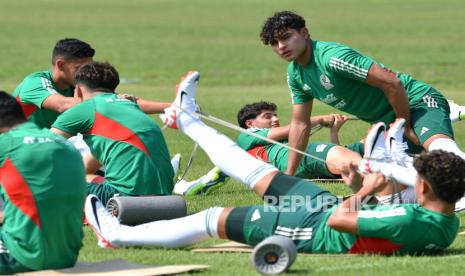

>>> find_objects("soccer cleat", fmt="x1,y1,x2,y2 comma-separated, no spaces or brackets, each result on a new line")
175,167,230,196
386,118,413,165
171,153,181,179
358,122,388,173
448,100,465,122
455,196,465,213
160,71,200,130
84,195,121,249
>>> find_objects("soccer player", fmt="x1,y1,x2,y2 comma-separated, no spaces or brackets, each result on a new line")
13,38,172,129
0,91,86,273
50,61,174,205
174,102,362,195
259,11,465,176
236,101,362,179
85,71,464,255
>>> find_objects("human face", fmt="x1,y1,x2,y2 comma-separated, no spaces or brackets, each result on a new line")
271,28,308,62
60,57,93,87
247,110,280,129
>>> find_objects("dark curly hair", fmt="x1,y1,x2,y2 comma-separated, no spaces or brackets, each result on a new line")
52,38,95,63
237,101,277,128
74,61,119,92
0,91,26,128
260,11,306,45
413,150,465,204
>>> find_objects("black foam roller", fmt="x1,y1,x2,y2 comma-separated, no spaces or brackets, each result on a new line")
106,196,187,226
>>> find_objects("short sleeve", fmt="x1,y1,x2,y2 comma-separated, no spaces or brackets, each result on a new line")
16,76,59,108
357,205,412,238
287,68,313,104
52,101,94,136
325,44,374,82
236,128,270,150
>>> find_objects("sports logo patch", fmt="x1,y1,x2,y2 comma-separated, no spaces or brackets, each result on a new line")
320,74,334,90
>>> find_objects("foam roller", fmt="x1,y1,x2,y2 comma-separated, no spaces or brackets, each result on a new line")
106,196,187,226
252,235,297,275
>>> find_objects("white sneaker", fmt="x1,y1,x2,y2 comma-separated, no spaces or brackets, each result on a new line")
160,71,200,130
448,100,465,122
171,153,181,178
386,118,413,165
85,195,121,248
455,196,465,213
358,122,388,174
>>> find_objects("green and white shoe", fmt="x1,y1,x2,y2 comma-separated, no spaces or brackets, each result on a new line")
174,167,229,196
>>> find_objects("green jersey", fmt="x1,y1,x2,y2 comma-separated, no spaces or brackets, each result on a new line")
288,40,434,125
312,204,458,254
13,70,74,129
236,128,336,178
52,93,174,195
0,122,86,270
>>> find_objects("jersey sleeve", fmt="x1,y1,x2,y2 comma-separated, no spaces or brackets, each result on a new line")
52,101,94,136
324,44,374,82
236,128,270,150
16,76,59,108
287,67,313,104
357,205,413,239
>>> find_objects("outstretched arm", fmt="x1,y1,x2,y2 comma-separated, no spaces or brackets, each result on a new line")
285,101,313,175
365,64,419,145
135,98,171,114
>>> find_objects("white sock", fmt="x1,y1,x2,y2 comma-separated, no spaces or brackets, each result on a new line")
428,138,465,160
112,207,224,248
370,161,417,187
179,114,278,189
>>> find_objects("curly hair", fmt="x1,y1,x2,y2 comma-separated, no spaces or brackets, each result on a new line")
74,61,119,92
237,101,277,128
413,150,465,204
52,38,95,63
0,91,26,128
260,11,306,45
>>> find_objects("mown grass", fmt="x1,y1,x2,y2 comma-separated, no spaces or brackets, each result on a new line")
1,0,465,274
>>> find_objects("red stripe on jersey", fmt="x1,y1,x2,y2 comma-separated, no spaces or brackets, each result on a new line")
248,146,269,162
16,95,38,118
0,158,41,228
87,112,150,156
349,236,402,254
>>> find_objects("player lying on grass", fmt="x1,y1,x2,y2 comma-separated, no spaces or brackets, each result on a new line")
173,101,363,195
50,61,174,205
259,11,465,177
85,71,465,255
0,91,86,274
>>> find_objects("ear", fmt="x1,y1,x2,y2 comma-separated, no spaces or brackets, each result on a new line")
300,27,310,39
245,119,255,128
56,59,65,71
74,85,84,101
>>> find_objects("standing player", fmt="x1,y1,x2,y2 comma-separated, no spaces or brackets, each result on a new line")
0,91,86,273
85,72,464,255
259,11,465,176
51,61,174,205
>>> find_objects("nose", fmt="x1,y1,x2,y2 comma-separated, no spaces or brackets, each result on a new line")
277,41,286,50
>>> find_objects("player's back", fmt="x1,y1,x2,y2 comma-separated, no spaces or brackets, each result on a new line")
0,122,86,270
85,94,174,195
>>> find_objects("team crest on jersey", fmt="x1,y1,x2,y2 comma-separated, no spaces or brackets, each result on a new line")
319,74,334,90
334,100,347,109
302,83,311,91
321,93,337,104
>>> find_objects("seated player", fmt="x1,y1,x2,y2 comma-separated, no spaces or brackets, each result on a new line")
85,72,464,255
0,91,86,273
13,38,178,177
50,61,174,205
173,102,362,195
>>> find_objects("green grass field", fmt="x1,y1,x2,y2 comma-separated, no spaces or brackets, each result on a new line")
2,0,465,274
